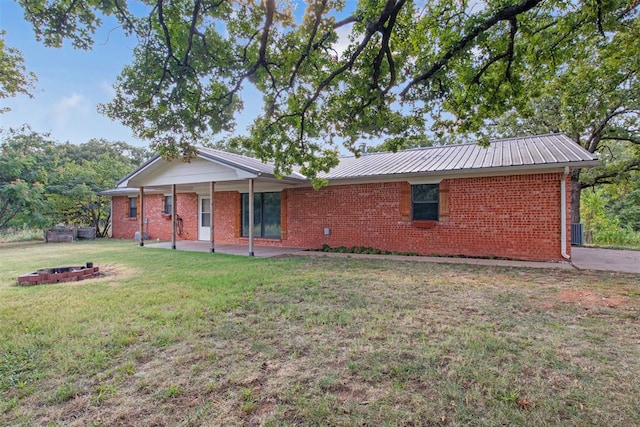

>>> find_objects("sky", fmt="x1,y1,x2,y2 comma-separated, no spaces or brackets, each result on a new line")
0,1,355,149
0,1,149,146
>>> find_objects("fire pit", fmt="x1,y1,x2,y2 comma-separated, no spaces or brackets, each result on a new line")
18,263,99,286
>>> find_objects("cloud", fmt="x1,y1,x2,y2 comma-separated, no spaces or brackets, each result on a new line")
101,81,116,98
52,92,90,127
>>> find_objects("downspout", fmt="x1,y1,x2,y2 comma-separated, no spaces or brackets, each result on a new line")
139,186,145,247
171,184,177,250
109,197,113,238
560,166,570,260
210,181,215,253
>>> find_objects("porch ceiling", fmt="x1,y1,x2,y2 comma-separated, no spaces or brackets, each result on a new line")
142,177,305,194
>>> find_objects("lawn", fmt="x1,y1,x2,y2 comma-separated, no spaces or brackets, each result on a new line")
1,240,639,426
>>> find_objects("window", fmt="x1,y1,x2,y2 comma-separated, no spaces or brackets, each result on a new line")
128,197,137,218
412,184,439,221
201,198,210,227
241,192,281,238
163,195,173,214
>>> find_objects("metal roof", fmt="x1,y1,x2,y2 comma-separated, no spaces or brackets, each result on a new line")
320,133,598,179
112,134,597,191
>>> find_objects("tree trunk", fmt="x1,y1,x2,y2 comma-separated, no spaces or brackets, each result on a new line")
98,213,111,238
571,168,582,224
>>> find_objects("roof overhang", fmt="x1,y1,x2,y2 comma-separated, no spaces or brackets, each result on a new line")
99,187,165,197
323,160,599,187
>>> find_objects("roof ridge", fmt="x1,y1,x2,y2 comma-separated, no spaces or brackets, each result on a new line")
490,132,566,142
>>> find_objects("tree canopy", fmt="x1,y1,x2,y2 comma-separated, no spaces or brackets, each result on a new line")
0,128,54,229
0,30,36,111
12,0,639,181
0,127,149,235
490,16,639,222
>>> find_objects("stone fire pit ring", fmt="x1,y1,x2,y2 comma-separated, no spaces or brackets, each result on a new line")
18,263,99,286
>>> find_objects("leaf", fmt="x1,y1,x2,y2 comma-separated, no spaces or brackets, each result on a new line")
517,397,531,411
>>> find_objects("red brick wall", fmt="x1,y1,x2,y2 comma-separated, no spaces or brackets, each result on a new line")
111,172,571,261
213,191,239,242
279,174,568,260
111,193,198,241
111,196,139,239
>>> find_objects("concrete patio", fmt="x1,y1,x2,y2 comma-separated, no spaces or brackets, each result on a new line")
143,240,573,270
143,241,640,274
144,240,307,257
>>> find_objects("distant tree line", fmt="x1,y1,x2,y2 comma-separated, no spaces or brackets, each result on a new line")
0,126,150,237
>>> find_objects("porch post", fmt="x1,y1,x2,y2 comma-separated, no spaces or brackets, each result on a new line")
248,178,254,256
109,197,113,238
209,181,215,253
171,184,177,250
139,186,144,247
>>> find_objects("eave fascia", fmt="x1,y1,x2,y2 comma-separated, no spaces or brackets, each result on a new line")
116,154,161,187
99,188,165,197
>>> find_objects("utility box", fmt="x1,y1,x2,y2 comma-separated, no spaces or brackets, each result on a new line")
571,223,584,246
134,231,150,241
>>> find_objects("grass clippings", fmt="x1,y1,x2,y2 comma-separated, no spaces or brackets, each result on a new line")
1,240,639,426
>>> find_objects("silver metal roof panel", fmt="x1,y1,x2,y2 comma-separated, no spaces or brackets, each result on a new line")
111,133,598,193
198,147,306,180
319,133,598,179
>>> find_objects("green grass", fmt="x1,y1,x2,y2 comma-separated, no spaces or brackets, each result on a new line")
1,240,639,425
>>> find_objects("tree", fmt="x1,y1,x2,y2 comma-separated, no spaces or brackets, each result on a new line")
59,138,151,165
613,186,640,233
583,143,640,234
0,31,36,112
1,126,146,235
491,21,640,224
0,128,57,231
48,140,149,236
581,186,640,247
15,0,639,181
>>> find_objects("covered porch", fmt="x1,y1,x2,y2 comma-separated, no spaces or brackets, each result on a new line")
112,148,307,256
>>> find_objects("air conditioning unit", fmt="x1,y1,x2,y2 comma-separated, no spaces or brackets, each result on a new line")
571,223,584,246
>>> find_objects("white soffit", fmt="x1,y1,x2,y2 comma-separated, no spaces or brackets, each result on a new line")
127,156,257,187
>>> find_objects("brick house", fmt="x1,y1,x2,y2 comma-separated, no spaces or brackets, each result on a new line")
102,134,598,261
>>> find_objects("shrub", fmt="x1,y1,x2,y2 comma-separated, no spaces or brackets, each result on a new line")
317,245,418,256
0,226,44,243
581,188,640,248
